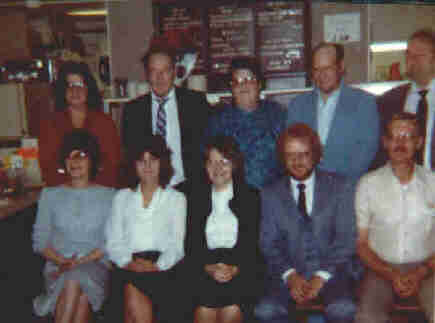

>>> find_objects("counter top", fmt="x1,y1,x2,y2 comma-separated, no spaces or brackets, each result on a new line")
0,188,41,220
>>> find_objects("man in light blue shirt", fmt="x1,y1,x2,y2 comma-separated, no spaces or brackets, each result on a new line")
287,42,380,179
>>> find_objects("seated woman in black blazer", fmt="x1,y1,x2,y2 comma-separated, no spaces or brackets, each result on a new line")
188,135,263,323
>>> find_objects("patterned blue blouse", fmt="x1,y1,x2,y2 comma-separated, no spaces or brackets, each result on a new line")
204,100,286,189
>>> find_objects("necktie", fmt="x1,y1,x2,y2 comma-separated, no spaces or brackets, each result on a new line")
416,90,428,164
156,97,168,139
297,183,309,219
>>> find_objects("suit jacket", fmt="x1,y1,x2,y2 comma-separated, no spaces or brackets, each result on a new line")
260,170,357,283
287,84,380,179
121,87,211,183
185,180,263,276
371,83,435,170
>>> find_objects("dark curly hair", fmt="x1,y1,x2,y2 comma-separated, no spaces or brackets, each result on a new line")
128,135,174,189
59,129,101,180
54,61,102,111
230,56,263,84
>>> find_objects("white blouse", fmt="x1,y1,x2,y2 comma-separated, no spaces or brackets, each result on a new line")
205,183,239,249
105,186,186,270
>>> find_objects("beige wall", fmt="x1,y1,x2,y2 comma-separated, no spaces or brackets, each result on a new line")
107,0,154,83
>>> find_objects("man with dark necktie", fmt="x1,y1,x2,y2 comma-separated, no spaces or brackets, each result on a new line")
373,28,435,170
255,123,357,323
122,46,211,188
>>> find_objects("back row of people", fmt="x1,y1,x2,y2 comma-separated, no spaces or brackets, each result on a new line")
32,27,435,323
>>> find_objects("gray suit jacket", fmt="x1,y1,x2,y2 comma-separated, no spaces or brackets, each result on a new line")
286,84,380,179
260,170,357,282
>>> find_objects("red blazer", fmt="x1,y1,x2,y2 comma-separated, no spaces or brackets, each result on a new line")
38,110,121,187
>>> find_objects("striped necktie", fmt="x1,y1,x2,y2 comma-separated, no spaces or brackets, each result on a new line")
156,96,168,139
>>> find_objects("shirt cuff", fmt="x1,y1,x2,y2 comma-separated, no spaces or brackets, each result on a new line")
282,268,295,283
114,254,132,268
314,270,332,281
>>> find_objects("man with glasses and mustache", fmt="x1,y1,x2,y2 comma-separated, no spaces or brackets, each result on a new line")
355,112,435,323
287,42,380,179
204,57,286,189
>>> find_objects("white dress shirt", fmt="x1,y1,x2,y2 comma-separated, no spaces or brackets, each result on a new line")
356,163,435,264
404,78,435,169
105,185,186,270
282,172,332,282
151,89,185,186
316,84,341,145
205,183,239,250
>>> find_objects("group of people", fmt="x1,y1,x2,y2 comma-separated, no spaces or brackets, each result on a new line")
31,27,435,323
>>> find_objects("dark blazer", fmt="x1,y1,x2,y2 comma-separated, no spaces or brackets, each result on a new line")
371,83,435,170
121,87,211,183
185,180,262,276
260,170,357,283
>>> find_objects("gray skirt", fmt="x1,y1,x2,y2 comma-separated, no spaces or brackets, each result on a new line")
33,260,110,316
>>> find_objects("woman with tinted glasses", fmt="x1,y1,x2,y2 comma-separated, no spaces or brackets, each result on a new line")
187,135,263,323
32,130,115,323
105,135,186,323
38,61,121,187
204,57,286,189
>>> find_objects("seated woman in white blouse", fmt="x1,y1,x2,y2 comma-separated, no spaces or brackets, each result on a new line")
105,135,186,323
187,135,263,323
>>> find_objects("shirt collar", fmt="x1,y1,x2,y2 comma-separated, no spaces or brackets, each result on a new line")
151,87,175,102
289,171,315,191
211,181,234,200
315,80,343,104
410,78,435,94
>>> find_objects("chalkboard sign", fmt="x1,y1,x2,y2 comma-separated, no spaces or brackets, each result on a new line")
256,1,305,77
154,0,309,91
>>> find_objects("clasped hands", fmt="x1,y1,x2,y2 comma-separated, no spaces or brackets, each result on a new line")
51,254,86,279
287,272,325,305
390,266,427,299
205,263,239,283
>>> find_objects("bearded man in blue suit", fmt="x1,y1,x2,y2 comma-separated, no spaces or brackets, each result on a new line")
287,42,380,179
255,123,357,323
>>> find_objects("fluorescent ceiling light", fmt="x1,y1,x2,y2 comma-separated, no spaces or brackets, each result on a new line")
67,9,107,16
370,41,407,53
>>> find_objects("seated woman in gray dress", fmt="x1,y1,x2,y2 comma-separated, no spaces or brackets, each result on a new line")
188,135,263,323
32,130,115,323
105,135,186,323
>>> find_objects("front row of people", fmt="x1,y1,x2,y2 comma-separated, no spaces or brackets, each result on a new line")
33,111,435,323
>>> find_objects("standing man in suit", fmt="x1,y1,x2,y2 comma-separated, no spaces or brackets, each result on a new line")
254,123,357,323
287,42,380,179
122,46,211,187
373,28,435,170
355,112,435,323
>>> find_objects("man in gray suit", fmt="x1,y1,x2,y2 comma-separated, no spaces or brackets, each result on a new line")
287,42,379,179
255,123,357,323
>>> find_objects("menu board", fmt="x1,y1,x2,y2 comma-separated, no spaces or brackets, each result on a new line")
208,5,255,75
155,1,308,91
159,5,206,74
256,1,305,76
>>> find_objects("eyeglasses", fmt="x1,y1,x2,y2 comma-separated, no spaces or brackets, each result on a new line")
66,150,89,161
312,64,338,75
207,158,232,168
230,75,257,87
67,81,86,89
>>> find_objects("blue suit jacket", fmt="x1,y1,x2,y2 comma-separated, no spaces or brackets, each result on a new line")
286,84,380,179
260,170,357,283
